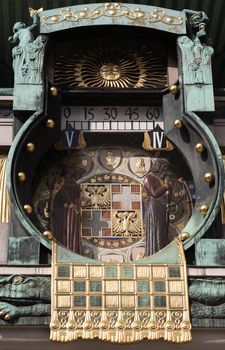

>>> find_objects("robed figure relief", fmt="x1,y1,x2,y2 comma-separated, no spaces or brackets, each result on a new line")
144,159,173,256
50,165,81,253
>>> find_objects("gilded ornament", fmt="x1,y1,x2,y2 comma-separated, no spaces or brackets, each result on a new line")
46,119,55,128
166,16,173,23
169,84,179,95
149,320,158,330
17,172,26,182
51,16,59,22
204,172,214,183
83,321,93,330
165,320,175,330
44,4,184,26
108,9,116,16
50,239,192,343
200,204,209,215
142,131,174,151
66,321,77,330
181,321,192,331
174,119,183,129
100,64,121,81
136,11,145,18
26,142,35,152
29,7,43,17
132,320,142,330
80,11,87,18
179,232,190,241
12,276,22,284
4,314,11,321
195,143,205,153
55,46,167,89
115,320,126,329
100,320,109,330
50,86,58,96
23,204,33,214
51,321,60,330
43,230,54,240
0,311,4,316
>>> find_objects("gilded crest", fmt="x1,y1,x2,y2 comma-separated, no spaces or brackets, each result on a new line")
99,149,121,170
129,157,151,177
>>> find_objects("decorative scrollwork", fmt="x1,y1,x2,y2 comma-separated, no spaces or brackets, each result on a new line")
43,3,184,26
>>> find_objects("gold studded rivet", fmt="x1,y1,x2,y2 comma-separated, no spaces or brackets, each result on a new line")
204,172,214,183
174,119,183,129
50,86,58,96
200,204,209,215
18,172,26,182
0,311,4,317
179,232,190,241
43,230,54,240
195,143,205,153
4,314,11,321
169,84,179,95
23,204,33,214
46,119,55,128
26,142,35,152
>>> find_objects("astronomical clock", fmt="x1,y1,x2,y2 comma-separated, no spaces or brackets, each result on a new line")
5,2,224,344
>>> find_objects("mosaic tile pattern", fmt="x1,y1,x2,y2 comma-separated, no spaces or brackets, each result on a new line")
51,240,191,343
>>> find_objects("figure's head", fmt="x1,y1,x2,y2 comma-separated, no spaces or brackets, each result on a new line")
13,22,26,33
151,158,169,173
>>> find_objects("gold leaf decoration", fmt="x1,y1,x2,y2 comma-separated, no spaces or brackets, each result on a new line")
0,153,10,223
50,238,192,343
55,46,167,89
112,210,142,237
43,3,184,26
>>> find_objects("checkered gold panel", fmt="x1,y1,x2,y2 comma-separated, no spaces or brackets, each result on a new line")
50,239,191,343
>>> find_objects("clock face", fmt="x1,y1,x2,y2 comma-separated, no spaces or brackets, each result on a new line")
9,92,222,258
33,145,194,262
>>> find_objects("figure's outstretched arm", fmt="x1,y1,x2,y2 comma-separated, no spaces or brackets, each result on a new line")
8,33,18,44
28,13,39,31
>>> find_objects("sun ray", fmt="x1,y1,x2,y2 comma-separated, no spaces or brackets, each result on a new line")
55,44,167,89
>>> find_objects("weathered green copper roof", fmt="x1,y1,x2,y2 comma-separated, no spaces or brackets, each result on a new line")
1,0,225,88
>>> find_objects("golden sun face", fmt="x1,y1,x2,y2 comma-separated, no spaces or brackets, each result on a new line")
55,45,167,89
100,64,121,81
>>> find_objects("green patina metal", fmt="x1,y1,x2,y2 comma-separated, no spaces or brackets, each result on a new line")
6,111,51,250
0,275,50,321
163,91,224,250
0,88,13,96
196,239,225,266
7,237,40,265
8,11,47,111
1,273,225,323
178,36,215,112
57,238,181,265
